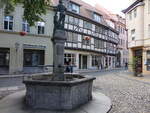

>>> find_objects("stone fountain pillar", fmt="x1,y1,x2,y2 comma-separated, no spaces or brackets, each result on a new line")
51,0,67,81
23,0,96,110
52,29,66,81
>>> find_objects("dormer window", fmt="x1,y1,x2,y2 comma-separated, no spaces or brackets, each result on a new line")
93,13,101,22
69,2,80,14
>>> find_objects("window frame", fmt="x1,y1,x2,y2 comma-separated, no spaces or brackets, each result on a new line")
4,15,13,31
131,29,135,40
37,21,45,34
93,13,101,22
22,19,30,33
69,2,80,14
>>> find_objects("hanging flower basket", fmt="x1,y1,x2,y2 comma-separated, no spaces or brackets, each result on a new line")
20,31,27,36
84,36,91,40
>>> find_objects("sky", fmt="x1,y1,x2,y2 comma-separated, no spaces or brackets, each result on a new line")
82,0,130,15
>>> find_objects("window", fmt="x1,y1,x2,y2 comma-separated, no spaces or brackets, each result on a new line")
64,54,76,65
129,12,132,20
67,32,78,42
148,25,150,37
74,17,79,26
94,39,104,49
148,0,150,13
95,26,99,33
82,36,91,45
134,9,137,18
24,49,44,67
131,29,135,40
69,2,80,14
22,20,30,32
4,16,13,30
68,16,79,26
83,21,92,30
37,22,45,34
93,13,101,22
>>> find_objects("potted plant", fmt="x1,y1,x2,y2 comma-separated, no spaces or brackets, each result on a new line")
131,56,138,76
131,56,143,77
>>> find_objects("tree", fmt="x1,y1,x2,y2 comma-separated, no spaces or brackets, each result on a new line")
0,0,51,26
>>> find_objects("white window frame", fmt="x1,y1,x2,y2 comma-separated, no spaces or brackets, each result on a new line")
22,20,30,32
134,9,137,18
4,15,13,31
93,13,101,22
37,21,45,34
148,24,150,37
69,2,80,14
129,12,132,20
64,53,76,66
131,29,135,40
148,0,150,14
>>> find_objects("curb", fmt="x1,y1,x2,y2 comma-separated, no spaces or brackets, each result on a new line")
76,68,124,73
0,69,124,78
0,86,25,92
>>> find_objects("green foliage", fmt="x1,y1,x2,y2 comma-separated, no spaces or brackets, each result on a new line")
130,56,139,76
0,0,51,26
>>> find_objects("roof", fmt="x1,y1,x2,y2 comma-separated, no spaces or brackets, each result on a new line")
122,0,143,13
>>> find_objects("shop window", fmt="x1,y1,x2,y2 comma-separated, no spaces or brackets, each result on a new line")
4,16,13,30
92,55,98,67
109,57,111,66
0,49,9,67
64,53,76,66
147,51,150,71
37,21,45,34
24,49,44,67
22,20,30,32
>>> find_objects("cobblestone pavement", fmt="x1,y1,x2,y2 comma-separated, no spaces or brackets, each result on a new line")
0,69,150,113
86,70,150,113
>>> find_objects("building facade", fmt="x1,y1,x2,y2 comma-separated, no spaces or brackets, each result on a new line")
123,0,150,75
0,5,54,74
61,0,119,70
93,4,128,68
115,15,128,67
0,0,119,75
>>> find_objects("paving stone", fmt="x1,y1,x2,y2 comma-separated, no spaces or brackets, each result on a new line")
91,70,150,113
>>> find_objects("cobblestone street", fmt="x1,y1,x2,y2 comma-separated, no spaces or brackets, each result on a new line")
0,70,150,113
86,70,150,113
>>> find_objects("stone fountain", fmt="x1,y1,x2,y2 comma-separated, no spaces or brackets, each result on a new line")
23,0,95,110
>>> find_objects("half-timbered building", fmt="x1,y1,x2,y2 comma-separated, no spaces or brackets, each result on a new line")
53,0,119,70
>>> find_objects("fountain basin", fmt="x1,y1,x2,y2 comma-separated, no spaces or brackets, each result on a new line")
23,74,95,110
